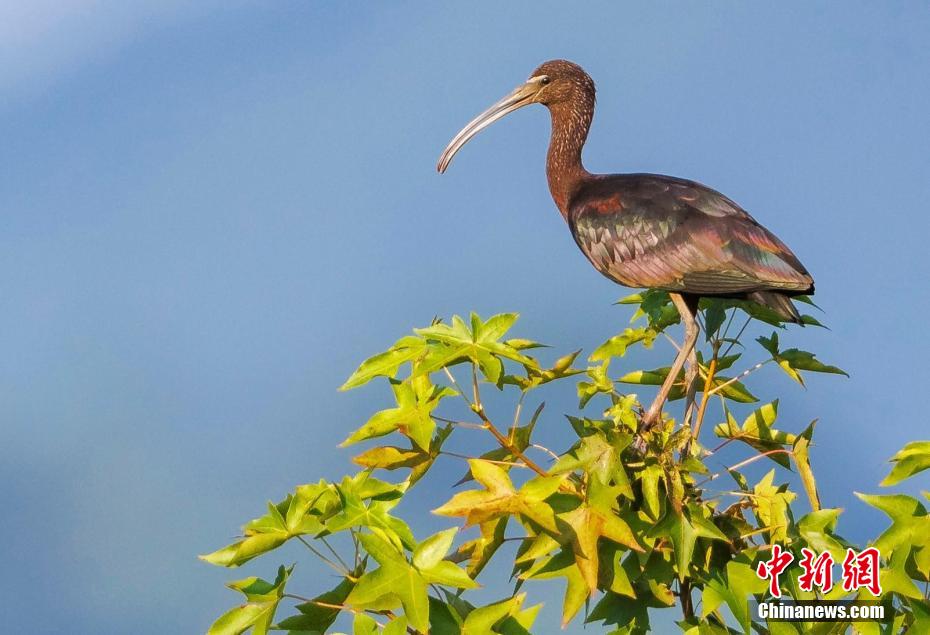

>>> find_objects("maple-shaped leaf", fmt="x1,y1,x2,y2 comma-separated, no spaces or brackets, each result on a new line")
521,548,589,627
502,350,584,390
353,424,453,487
346,530,477,633
341,375,455,451
856,493,930,558
713,401,795,468
558,477,643,593
414,313,539,383
433,459,566,532
752,470,796,543
454,516,509,578
208,565,292,635
201,482,340,567
341,334,428,390
551,431,633,498
701,556,767,633
274,576,355,633
757,331,848,386
324,476,414,549
455,403,544,486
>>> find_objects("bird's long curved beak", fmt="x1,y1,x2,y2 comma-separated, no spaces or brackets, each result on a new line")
437,78,544,173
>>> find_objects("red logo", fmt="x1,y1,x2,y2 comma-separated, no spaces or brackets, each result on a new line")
798,547,834,592
756,546,883,598
756,544,795,598
841,547,882,596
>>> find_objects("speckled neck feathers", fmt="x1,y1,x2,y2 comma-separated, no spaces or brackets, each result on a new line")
545,84,595,218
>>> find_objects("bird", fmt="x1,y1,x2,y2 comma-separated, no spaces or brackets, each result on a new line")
436,59,813,433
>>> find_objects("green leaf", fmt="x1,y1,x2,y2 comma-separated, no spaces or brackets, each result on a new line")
461,594,525,634
702,557,766,634
793,420,820,510
649,511,697,580
855,492,930,556
753,470,796,542
413,527,458,570
881,441,930,487
522,549,589,627
209,565,292,635
758,331,847,385
202,488,336,568
640,462,664,521
345,532,430,632
457,517,508,577
420,560,479,589
275,576,355,633
702,301,728,340
713,401,794,468
383,616,408,635
325,475,414,548
558,481,643,593
590,326,658,361
797,509,847,562
434,460,565,533
353,612,379,635
503,351,583,390
551,431,631,494
341,377,455,451
414,313,538,383
208,603,278,635
341,335,427,390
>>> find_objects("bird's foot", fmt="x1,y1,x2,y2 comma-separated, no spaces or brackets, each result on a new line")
639,406,662,432
632,408,662,453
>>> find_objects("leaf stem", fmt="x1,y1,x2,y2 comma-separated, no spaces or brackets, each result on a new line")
297,535,351,576
442,367,472,406
467,363,550,478
439,450,529,469
689,347,719,449
531,443,560,463
320,535,351,572
721,315,752,358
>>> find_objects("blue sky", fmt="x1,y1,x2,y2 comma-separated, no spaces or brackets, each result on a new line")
1,2,928,632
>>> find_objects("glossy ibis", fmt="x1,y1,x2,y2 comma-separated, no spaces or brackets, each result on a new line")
437,60,813,432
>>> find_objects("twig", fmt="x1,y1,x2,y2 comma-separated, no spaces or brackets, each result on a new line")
697,449,794,486
284,595,390,627
475,407,549,477
705,360,770,397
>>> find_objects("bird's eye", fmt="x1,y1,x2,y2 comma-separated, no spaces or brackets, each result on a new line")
541,76,551,85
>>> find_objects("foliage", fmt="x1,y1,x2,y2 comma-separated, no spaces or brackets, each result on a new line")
202,292,929,634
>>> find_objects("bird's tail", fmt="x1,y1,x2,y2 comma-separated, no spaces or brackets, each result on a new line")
748,291,803,325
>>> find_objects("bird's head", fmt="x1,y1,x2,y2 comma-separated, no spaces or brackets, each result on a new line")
437,59,595,173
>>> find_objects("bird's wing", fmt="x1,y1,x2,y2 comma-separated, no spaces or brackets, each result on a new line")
568,175,813,295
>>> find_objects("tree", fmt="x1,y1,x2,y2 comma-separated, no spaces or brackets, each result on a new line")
202,292,930,634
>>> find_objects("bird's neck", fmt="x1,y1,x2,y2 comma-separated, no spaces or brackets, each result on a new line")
546,96,594,219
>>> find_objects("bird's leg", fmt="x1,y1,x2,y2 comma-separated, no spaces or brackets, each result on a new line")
641,293,700,431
